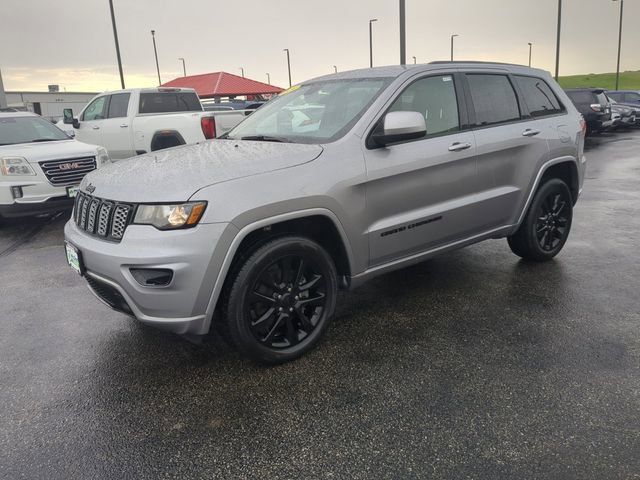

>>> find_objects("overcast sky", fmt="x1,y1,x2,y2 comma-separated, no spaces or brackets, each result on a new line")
1,0,638,92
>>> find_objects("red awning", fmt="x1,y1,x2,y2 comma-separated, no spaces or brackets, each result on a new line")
161,72,283,98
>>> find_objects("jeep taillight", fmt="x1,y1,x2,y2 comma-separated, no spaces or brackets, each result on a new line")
590,103,603,112
580,116,587,136
201,116,216,139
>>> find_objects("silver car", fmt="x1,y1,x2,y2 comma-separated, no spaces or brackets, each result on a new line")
64,62,586,364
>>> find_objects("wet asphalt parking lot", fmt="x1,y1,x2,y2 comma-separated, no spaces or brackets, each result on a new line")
1,130,639,479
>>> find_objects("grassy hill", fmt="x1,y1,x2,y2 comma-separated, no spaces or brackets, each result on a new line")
558,71,640,90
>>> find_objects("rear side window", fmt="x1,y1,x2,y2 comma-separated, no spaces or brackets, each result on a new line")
514,76,564,117
388,75,459,136
624,92,640,103
566,91,594,104
607,92,623,102
139,92,202,114
466,74,520,126
107,93,130,118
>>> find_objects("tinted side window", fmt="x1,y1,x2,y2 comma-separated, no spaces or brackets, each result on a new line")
625,92,640,103
389,75,459,136
466,74,520,126
607,92,623,102
514,76,564,117
82,97,107,121
139,92,202,114
107,93,130,118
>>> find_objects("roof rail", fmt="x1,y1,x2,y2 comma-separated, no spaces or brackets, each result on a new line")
429,60,526,67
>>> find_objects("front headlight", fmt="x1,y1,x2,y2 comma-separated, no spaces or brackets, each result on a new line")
96,147,110,166
1,157,36,176
133,202,207,230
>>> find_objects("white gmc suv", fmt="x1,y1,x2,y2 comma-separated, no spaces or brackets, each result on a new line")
0,112,109,219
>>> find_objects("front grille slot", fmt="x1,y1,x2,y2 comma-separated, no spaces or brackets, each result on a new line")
39,157,97,186
73,192,133,242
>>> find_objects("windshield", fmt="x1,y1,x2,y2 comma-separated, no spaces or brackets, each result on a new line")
225,78,392,144
0,116,69,145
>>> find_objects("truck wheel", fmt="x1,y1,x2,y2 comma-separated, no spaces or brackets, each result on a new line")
221,236,338,364
507,178,573,262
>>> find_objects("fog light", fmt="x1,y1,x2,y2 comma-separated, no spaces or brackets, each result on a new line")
130,268,173,287
11,186,23,199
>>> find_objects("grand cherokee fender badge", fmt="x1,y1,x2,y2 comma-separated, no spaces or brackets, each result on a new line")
86,184,96,194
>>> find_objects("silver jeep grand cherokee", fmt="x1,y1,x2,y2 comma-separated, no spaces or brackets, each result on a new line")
64,62,586,364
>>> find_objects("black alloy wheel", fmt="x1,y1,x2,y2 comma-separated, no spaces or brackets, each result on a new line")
222,236,338,364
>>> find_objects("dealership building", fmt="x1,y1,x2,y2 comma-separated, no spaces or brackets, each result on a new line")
3,88,97,122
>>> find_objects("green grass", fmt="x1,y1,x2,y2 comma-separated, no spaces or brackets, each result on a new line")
557,71,640,90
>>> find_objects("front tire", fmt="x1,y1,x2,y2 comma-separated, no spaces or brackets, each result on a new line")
221,236,338,364
507,178,573,262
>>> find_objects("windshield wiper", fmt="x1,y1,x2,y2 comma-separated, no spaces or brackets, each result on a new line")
239,135,291,143
30,138,65,143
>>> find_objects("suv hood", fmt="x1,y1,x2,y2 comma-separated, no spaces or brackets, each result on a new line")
80,140,323,202
0,139,99,163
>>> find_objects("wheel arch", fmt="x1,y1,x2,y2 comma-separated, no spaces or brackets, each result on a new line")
203,208,355,328
149,130,186,152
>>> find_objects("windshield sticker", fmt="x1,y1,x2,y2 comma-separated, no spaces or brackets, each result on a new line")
279,85,301,96
443,76,453,82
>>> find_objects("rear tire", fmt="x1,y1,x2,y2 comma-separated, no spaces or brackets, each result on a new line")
507,178,573,262
221,236,338,364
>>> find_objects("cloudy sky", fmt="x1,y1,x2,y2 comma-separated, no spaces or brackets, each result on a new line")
1,0,638,92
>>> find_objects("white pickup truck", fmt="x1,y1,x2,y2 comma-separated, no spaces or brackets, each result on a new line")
60,88,246,159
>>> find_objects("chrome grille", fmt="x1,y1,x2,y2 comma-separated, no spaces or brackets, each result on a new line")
39,157,97,186
73,192,133,242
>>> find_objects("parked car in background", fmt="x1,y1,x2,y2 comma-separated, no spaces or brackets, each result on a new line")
564,88,612,135
58,88,246,159
607,90,640,106
201,100,265,112
607,99,636,130
65,62,585,364
0,112,108,219
606,91,640,126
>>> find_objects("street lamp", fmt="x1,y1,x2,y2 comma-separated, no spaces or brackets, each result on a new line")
412,56,416,64
239,67,244,78
613,0,625,90
369,19,378,68
108,0,125,89
283,48,292,87
528,43,533,67
333,65,338,73
266,72,270,85
450,34,459,62
151,30,161,85
399,0,406,65
555,0,562,80
178,57,186,77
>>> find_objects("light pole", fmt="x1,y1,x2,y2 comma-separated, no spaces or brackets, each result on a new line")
266,73,270,85
399,0,406,65
178,57,186,77
283,49,291,87
0,68,7,109
450,34,459,62
239,67,244,78
151,30,161,85
613,0,624,90
369,19,378,68
333,65,338,73
555,0,562,80
108,0,125,89
528,43,533,67
412,56,416,64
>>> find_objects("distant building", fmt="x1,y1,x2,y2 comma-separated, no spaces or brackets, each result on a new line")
4,91,97,122
161,71,283,101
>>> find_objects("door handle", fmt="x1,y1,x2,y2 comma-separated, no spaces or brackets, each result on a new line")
522,129,541,137
120,124,128,128
91,125,100,130
448,142,472,152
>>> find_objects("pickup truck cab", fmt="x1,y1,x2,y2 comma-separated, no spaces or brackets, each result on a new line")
61,88,246,159
1,112,109,219
65,62,586,364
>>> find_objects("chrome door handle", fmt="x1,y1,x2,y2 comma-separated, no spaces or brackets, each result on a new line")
448,142,472,152
91,125,100,130
522,129,541,137
120,124,128,128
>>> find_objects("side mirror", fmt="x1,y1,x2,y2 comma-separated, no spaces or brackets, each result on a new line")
373,111,426,147
72,118,80,129
63,108,74,124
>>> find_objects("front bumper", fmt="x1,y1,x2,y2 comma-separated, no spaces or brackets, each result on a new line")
0,179,75,218
64,219,235,335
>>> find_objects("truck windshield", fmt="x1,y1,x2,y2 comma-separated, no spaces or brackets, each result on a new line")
225,78,392,144
0,116,69,145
